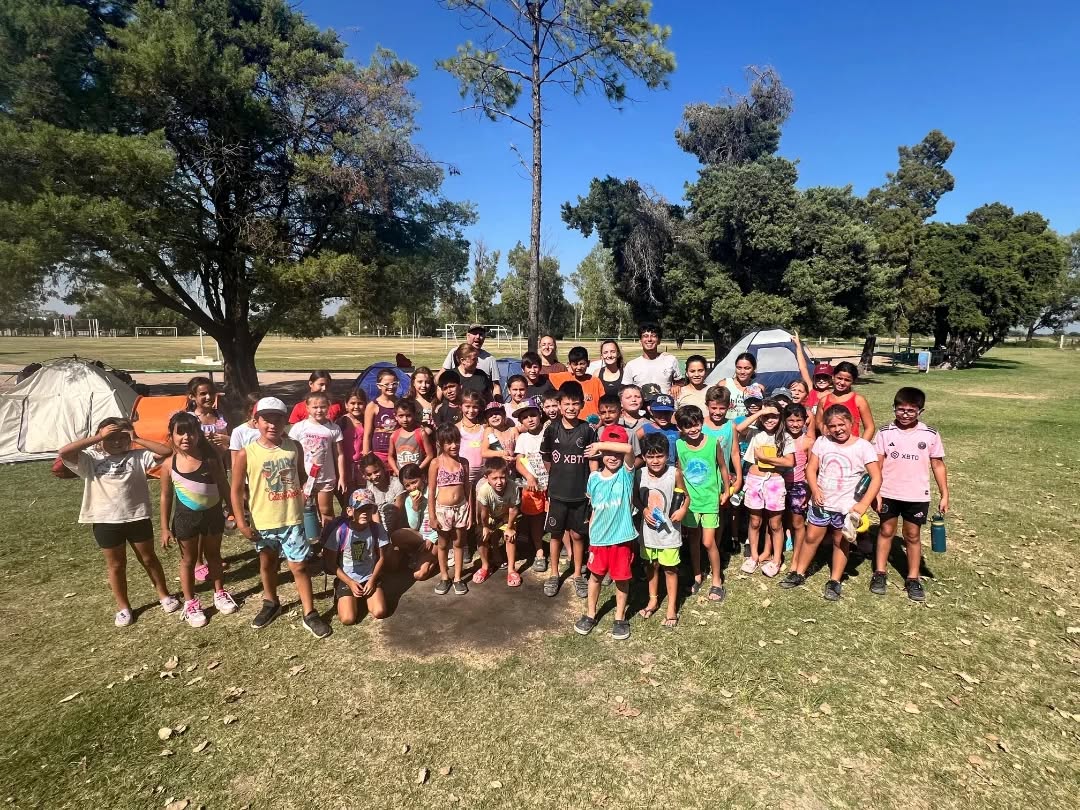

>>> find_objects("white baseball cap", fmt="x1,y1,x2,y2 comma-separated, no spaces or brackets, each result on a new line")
255,396,288,415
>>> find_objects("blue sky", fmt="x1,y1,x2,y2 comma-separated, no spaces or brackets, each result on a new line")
289,0,1079,295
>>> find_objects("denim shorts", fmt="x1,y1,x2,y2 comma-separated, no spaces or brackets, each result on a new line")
253,524,309,562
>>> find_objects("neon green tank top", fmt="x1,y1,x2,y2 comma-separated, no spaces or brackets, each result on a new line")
676,434,720,513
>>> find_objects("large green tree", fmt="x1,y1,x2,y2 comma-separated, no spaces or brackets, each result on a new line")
569,244,632,338
1023,229,1080,339
438,0,674,351
497,241,573,337
0,0,472,395
468,240,501,325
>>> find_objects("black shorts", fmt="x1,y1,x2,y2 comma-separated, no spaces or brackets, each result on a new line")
877,498,930,526
172,506,226,541
92,519,155,550
545,498,590,537
334,577,371,598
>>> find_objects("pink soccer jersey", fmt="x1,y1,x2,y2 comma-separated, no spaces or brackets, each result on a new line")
874,422,944,502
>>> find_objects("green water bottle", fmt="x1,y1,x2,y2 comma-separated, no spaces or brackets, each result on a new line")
930,513,946,553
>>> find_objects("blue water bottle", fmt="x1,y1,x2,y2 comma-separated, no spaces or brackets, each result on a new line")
303,498,321,544
930,514,946,553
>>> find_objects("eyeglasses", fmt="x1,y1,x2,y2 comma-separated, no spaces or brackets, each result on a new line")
894,407,921,415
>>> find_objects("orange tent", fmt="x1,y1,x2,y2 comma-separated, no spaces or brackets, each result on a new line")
132,395,188,476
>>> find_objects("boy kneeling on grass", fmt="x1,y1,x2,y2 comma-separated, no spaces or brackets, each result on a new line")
321,489,389,625
231,397,331,638
574,426,637,640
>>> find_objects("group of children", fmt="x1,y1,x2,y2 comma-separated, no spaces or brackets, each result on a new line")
60,332,949,640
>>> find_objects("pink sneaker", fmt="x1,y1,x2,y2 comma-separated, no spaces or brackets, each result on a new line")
194,564,209,583
761,560,780,578
181,598,207,628
740,557,758,574
213,590,238,615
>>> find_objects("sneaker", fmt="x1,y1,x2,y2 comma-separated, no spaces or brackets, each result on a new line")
760,560,780,578
574,615,598,636
447,550,455,568
905,578,926,603
869,572,888,596
778,572,805,589
434,578,452,596
302,610,331,639
471,567,491,585
507,571,522,587
611,619,631,641
114,608,133,628
250,599,280,629
453,580,468,596
823,579,842,601
532,557,548,573
194,563,209,583
213,589,239,614
740,557,758,574
159,595,181,614
181,598,207,628
574,576,589,599
543,576,560,597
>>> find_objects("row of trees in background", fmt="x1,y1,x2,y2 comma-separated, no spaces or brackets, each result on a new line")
562,68,1079,367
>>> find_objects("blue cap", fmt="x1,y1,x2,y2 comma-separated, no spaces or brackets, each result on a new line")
650,394,676,412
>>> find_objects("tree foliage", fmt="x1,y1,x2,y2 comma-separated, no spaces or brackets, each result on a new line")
497,242,572,337
438,0,674,349
468,241,501,324
569,244,632,338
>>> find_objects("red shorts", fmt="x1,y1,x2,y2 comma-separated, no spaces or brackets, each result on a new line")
520,488,548,516
587,542,635,581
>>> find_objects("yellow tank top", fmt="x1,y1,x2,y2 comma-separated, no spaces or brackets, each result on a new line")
245,438,304,531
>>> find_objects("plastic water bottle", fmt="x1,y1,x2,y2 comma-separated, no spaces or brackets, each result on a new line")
930,514,947,552
854,472,872,498
671,488,687,514
487,433,504,453
303,498,320,544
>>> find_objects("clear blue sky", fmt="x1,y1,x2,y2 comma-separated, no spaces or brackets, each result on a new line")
294,0,1080,293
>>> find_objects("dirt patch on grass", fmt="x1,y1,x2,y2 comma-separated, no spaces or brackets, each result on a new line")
370,569,575,662
956,391,1039,400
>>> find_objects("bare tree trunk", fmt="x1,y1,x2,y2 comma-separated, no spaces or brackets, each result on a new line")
527,11,542,352
858,332,877,374
218,326,262,406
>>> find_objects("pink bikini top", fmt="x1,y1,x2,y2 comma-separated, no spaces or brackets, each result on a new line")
436,465,465,487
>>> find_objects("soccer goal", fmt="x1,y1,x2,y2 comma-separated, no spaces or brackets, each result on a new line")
135,326,179,338
440,323,514,352
53,318,100,338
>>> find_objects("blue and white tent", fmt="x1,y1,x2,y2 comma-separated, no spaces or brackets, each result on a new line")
704,328,815,393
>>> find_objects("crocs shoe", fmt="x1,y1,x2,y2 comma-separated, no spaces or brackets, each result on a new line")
471,567,491,585
507,571,522,587
194,564,209,583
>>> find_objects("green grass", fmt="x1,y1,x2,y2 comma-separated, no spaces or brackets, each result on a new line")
1,347,1079,808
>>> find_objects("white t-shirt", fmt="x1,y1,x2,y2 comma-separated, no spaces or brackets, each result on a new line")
811,436,878,513
229,423,260,451
622,353,684,395
514,430,548,490
744,430,780,467
288,420,342,485
441,348,499,387
65,448,159,524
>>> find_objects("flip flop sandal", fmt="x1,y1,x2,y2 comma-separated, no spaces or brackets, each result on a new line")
661,616,679,629
638,602,660,619
689,580,702,595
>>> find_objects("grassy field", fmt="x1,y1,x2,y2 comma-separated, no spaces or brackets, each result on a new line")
1,347,1079,809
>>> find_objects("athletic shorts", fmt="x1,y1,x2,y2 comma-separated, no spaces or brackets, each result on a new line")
682,511,720,530
877,498,930,526
172,506,226,541
434,501,471,531
806,504,845,530
545,498,589,537
587,542,634,581
253,524,309,562
641,545,680,568
520,488,549,516
744,473,786,512
786,481,810,516
92,519,154,550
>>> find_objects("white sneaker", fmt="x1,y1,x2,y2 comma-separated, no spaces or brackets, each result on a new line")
213,589,239,615
114,608,133,627
181,598,207,628
160,594,181,614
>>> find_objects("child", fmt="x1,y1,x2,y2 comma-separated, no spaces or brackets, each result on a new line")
388,399,433,476
363,368,399,464
395,463,439,581
871,387,949,602
781,404,814,566
703,385,744,551
573,426,636,640
320,489,389,625
230,397,330,636
474,458,522,586
290,392,347,530
677,355,710,412
549,346,605,420
779,405,880,601
435,369,463,425
503,374,530,423
406,367,438,429
338,387,368,494
360,453,406,534
540,382,598,598
289,371,343,424
483,400,518,456
428,423,473,595
541,390,561,425
814,361,875,440
160,412,237,627
674,405,731,600
521,351,555,402
619,385,645,432
739,401,792,578
791,333,832,414
513,402,550,573
638,394,680,466
637,432,690,628
59,418,180,627
455,343,496,400
187,376,231,571
229,391,263,453
597,394,621,429
787,381,816,438
457,391,487,487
